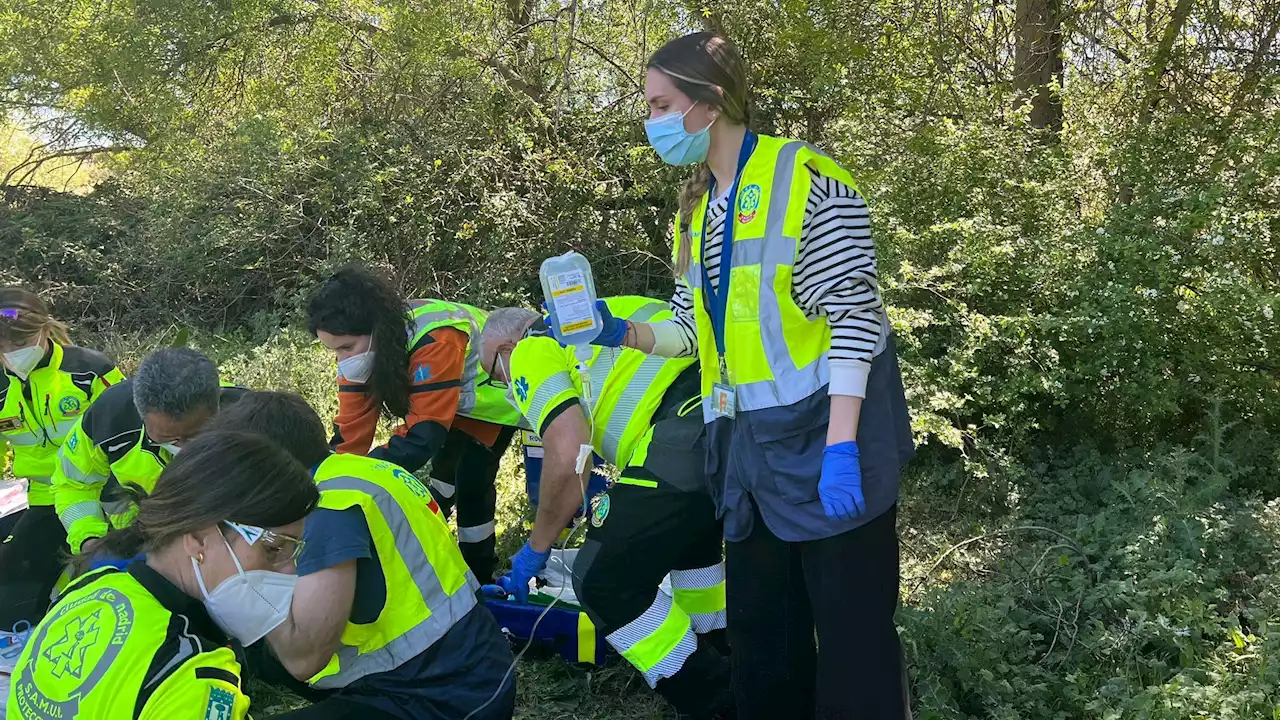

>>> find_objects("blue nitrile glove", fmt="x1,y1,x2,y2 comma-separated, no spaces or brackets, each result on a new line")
590,300,628,347
494,541,551,603
820,441,866,520
542,300,627,348
480,584,508,600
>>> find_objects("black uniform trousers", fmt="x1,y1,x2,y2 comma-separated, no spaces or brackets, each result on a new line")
571,370,733,717
726,501,907,720
0,505,68,627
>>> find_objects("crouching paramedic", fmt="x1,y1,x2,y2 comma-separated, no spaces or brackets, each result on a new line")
6,431,319,720
307,266,523,582
211,391,517,720
0,287,124,626
52,348,247,556
479,296,732,719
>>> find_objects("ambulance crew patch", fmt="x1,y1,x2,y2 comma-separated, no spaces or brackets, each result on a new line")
12,587,135,718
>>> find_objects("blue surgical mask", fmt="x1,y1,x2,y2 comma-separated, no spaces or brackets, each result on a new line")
645,104,713,166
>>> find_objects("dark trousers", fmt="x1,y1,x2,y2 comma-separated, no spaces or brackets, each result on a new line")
429,427,516,583
573,468,732,716
0,505,68,627
726,502,904,720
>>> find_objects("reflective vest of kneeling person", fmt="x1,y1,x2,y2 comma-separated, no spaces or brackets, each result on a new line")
6,563,251,720
53,381,248,554
330,299,523,473
506,295,730,714
281,453,516,718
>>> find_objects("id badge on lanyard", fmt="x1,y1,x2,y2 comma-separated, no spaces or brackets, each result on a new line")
703,132,758,420
711,357,736,420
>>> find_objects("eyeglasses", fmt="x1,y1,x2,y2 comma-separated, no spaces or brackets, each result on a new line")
224,521,305,565
480,349,509,390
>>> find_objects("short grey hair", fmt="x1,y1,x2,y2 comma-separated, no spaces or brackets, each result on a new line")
479,307,541,350
133,348,221,418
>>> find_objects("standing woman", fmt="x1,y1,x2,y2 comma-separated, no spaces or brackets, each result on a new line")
306,266,522,581
6,431,319,720
0,287,124,627
580,34,915,718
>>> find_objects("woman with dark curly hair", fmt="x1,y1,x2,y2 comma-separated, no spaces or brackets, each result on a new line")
306,266,521,581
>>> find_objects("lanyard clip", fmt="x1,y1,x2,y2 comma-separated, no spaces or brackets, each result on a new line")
718,355,730,384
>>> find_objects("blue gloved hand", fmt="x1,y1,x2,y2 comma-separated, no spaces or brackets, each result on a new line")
590,300,628,347
543,300,627,348
480,584,508,600
495,541,551,603
820,441,866,520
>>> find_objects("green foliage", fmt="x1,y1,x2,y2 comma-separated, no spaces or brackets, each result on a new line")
902,439,1280,719
5,0,1276,462
4,0,1280,715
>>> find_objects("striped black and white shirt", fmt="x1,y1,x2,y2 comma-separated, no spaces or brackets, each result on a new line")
654,167,887,398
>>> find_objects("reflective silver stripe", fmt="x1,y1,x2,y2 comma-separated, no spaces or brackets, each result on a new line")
600,355,665,466
2,431,41,447
458,308,483,416
605,589,698,688
59,454,104,485
669,565,727,634
311,475,480,689
457,520,495,543
525,370,576,429
428,477,456,499
628,301,669,323
102,498,133,516
669,564,724,591
58,500,106,528
26,475,52,486
683,263,701,292
409,306,474,340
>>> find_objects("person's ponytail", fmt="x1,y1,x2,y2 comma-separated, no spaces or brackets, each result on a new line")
674,163,712,279
44,317,71,346
96,523,147,561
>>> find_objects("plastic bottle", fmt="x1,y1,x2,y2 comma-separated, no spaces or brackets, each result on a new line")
540,251,603,352
540,251,602,471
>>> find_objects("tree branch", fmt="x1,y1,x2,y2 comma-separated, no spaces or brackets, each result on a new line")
573,38,642,92
2,146,127,187
1118,0,1196,205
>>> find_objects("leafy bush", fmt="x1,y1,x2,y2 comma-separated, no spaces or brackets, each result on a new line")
902,441,1280,719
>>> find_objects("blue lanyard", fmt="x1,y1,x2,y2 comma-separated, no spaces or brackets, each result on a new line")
700,130,758,368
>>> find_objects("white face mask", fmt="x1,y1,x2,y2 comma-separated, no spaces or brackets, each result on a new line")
496,354,534,432
158,442,181,456
192,530,297,646
3,344,44,380
337,350,374,384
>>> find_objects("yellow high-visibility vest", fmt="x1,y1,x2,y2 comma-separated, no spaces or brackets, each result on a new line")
675,134,877,420
307,453,479,689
